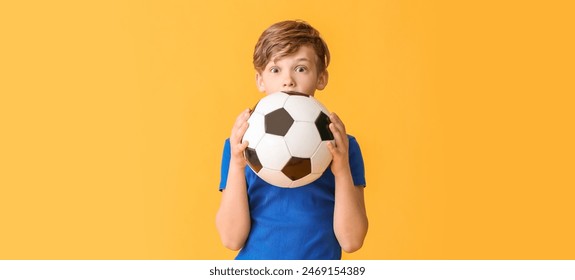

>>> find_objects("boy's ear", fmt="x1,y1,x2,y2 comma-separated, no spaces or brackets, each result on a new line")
316,70,329,90
255,72,265,92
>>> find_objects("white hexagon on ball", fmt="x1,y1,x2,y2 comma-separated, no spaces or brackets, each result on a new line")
284,95,321,121
253,92,289,115
284,122,321,158
255,134,291,170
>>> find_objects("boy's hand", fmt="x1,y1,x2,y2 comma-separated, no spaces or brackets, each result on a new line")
230,108,251,168
327,112,351,175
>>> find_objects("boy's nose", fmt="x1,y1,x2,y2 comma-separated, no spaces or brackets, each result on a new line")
282,76,295,88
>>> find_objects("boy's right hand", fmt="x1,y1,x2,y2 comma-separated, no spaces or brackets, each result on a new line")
229,108,251,168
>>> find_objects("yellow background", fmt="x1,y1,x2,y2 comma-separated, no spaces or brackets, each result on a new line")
1,0,574,259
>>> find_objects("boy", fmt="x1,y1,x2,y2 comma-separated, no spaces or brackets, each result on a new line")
216,20,368,260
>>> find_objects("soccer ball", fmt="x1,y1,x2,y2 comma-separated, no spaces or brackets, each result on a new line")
242,91,334,188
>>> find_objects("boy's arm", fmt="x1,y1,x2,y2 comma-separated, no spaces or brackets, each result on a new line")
215,109,252,251
327,113,369,253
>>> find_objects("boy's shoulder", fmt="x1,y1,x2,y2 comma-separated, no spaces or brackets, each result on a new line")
347,134,360,145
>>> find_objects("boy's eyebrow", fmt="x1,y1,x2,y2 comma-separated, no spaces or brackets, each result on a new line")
271,57,312,66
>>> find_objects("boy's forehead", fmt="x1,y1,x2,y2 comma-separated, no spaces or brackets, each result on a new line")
270,46,319,64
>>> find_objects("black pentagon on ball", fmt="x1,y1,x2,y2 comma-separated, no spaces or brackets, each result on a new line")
264,108,294,136
244,147,263,173
282,157,312,181
315,111,334,141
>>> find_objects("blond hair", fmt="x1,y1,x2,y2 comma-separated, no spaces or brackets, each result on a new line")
253,20,330,74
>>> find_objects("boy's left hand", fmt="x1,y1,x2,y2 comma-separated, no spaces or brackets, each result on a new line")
327,112,350,175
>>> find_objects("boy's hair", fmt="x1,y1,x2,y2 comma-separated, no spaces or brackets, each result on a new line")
253,20,330,74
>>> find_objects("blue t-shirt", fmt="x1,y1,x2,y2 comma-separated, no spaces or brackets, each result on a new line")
219,135,366,260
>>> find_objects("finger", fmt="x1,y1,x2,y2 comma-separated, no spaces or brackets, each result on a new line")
240,141,250,161
234,108,251,126
232,109,250,135
232,137,249,150
235,108,249,122
242,139,249,147
329,112,346,133
232,121,248,143
238,121,249,141
242,108,252,119
326,140,337,154
239,140,249,151
329,112,341,124
243,108,252,118
329,123,343,148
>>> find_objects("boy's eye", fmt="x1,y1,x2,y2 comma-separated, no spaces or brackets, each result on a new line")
270,67,279,73
295,66,307,73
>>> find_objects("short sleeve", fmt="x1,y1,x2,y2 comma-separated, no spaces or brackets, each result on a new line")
348,136,366,187
219,138,231,191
